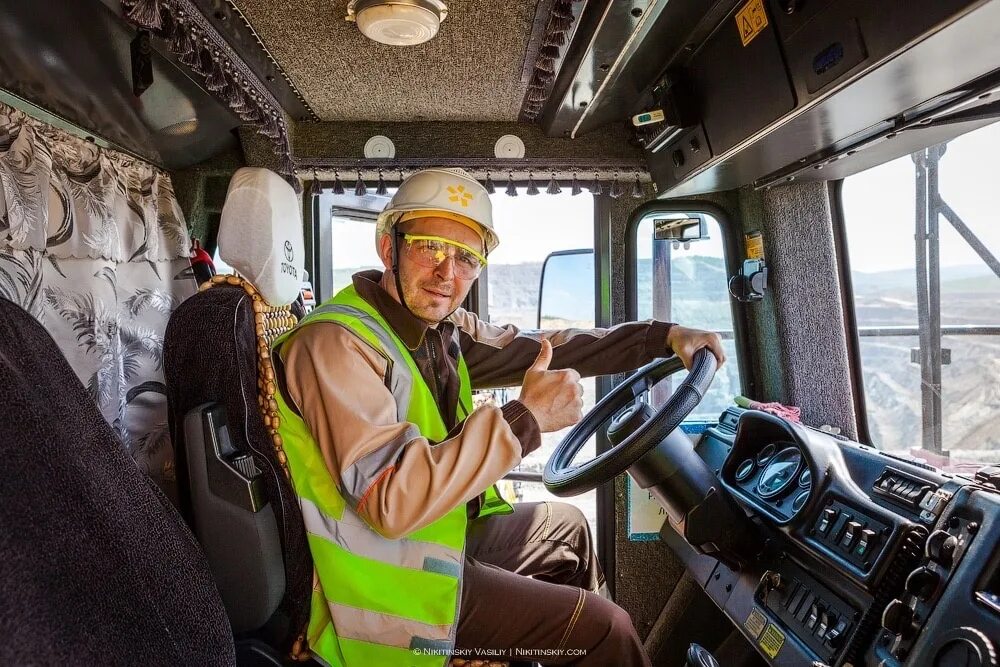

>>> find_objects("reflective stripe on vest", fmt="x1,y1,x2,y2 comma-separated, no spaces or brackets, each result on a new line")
272,284,511,666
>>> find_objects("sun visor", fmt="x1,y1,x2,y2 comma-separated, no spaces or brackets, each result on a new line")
218,168,305,306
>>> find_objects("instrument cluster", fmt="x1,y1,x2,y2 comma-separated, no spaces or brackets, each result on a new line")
731,440,812,522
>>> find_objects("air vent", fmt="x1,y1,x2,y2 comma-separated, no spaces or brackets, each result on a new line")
873,468,933,508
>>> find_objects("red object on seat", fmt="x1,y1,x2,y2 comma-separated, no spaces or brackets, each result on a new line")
190,238,215,283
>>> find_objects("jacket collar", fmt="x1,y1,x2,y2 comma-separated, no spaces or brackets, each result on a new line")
353,269,455,351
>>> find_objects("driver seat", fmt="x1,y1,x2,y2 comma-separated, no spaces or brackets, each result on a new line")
163,168,312,661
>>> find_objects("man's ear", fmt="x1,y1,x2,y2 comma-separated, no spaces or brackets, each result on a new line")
377,233,393,270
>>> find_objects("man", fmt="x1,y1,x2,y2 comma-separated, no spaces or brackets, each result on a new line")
271,168,724,667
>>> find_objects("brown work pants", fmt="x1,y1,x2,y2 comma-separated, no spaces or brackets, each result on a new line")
455,502,651,666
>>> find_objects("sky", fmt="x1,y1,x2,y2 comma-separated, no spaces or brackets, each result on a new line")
842,120,1000,274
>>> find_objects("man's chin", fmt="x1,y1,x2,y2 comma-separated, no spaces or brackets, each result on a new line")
410,302,453,324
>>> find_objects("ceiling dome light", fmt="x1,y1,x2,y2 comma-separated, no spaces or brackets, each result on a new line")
346,0,448,47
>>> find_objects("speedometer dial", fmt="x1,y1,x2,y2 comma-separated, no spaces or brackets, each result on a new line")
756,447,803,499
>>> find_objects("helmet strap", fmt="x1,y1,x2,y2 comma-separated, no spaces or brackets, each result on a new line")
390,231,415,317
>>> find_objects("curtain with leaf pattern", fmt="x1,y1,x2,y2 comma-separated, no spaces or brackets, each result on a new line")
0,101,195,503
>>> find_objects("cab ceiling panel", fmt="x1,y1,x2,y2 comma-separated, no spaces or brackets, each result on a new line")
229,0,540,122
541,0,744,139
640,0,1000,196
0,0,239,168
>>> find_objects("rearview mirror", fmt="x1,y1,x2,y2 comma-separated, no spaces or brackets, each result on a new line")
653,216,707,243
537,249,595,329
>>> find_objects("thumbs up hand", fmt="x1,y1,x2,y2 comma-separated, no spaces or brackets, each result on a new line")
518,339,584,433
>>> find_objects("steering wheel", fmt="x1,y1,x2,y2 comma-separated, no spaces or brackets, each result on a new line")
543,348,717,497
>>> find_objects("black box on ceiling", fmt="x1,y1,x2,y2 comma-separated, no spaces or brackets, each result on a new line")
687,1,796,158
649,0,988,196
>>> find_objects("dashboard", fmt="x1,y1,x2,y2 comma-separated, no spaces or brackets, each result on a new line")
655,407,1000,667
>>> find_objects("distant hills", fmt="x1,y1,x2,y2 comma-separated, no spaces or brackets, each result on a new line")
852,263,999,295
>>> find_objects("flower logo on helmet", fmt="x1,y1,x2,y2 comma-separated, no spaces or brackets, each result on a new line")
446,184,474,208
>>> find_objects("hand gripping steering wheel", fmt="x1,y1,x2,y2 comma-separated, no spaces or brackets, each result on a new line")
543,348,717,497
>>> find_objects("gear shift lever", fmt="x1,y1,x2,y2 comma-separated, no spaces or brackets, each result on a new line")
685,643,721,667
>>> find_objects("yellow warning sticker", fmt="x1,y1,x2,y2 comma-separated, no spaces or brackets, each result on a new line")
746,231,764,260
744,607,767,639
736,0,769,47
758,623,785,659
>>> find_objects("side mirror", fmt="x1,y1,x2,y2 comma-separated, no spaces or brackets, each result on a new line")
537,249,595,329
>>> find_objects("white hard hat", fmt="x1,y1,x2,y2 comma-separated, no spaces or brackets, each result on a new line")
376,168,499,253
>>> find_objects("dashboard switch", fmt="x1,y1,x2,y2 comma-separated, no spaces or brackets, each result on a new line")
816,610,830,637
796,594,815,622
840,521,862,549
855,528,876,559
904,566,941,601
788,586,809,615
919,490,945,513
817,508,837,534
806,601,822,630
825,618,849,650
781,579,801,608
881,598,914,636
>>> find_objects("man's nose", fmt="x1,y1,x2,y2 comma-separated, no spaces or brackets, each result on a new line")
434,254,456,279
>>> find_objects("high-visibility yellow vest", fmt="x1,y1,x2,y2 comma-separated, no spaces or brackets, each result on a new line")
272,284,512,666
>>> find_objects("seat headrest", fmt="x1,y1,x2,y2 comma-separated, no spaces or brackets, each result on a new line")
218,168,305,306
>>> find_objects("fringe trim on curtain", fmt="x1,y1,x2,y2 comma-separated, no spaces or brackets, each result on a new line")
521,0,585,120
205,55,228,92
122,0,163,31
120,0,295,182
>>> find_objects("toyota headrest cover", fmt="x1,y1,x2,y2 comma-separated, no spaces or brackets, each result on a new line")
218,168,305,306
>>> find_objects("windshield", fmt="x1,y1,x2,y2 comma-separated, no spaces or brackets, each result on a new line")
841,120,1000,468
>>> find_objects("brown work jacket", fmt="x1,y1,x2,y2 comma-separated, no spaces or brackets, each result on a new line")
279,270,673,537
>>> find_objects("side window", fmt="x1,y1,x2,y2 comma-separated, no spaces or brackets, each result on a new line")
633,212,742,421
841,122,1000,468
325,191,390,294
487,192,597,533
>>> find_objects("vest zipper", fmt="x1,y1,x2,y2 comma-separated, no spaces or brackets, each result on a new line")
426,335,444,417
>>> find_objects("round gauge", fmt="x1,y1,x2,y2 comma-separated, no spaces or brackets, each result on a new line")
756,443,776,466
798,467,812,488
735,458,756,482
756,447,803,499
792,489,809,513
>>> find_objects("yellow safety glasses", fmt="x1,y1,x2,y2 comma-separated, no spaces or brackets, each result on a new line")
399,233,488,279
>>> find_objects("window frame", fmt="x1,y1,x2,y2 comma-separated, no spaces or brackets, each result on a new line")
623,199,754,401
830,179,875,445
